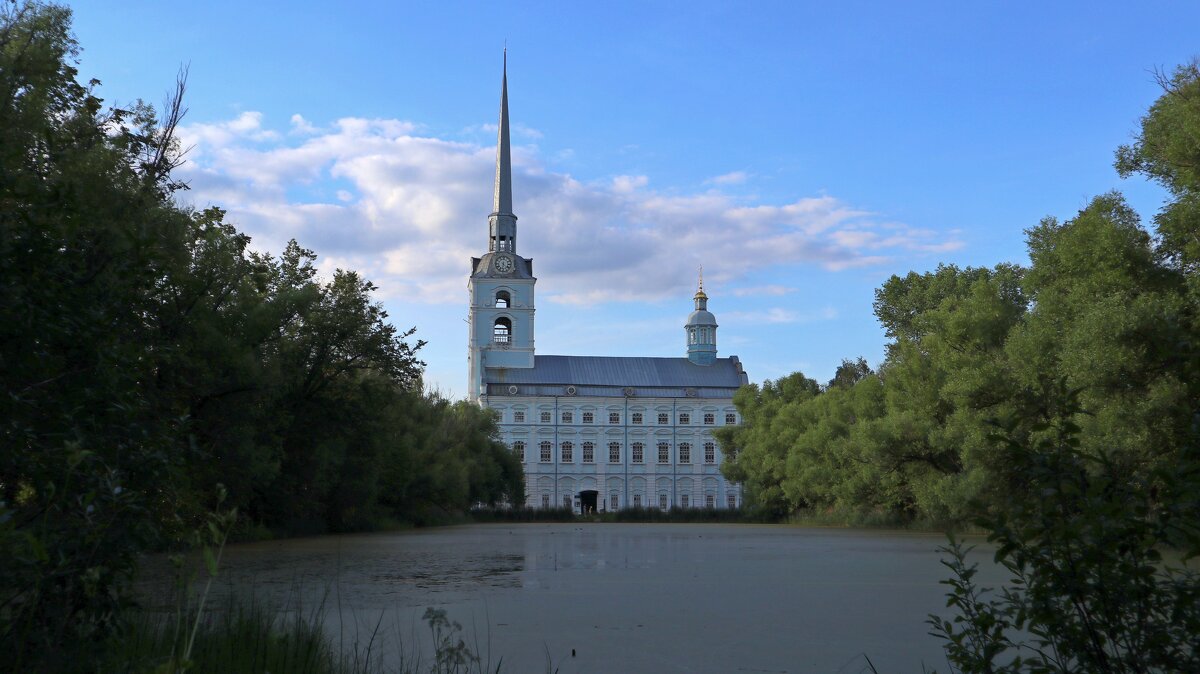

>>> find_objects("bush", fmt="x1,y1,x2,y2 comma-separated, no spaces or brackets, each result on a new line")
929,401,1200,673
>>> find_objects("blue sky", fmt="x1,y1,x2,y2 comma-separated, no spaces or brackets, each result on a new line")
70,1,1198,397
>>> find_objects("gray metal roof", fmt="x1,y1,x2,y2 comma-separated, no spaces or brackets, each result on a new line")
484,355,747,388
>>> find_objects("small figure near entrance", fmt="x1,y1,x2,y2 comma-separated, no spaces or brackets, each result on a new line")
579,489,598,515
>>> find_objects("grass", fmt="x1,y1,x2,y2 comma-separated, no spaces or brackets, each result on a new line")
105,603,347,674
98,599,512,674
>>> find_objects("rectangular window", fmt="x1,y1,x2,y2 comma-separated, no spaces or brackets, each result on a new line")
609,412,620,424
542,493,550,509
678,413,690,425
633,494,642,508
681,494,689,508
679,443,691,464
705,494,715,508
513,441,526,461
725,413,736,425
562,411,573,424
608,442,620,463
514,411,525,423
727,493,737,509
632,412,643,425
659,494,668,511
582,411,594,424
609,494,618,511
704,442,715,464
632,442,644,464
582,442,594,463
539,441,552,463
657,442,670,464
703,413,714,425
541,411,552,424
657,413,669,425
561,442,573,463
563,495,572,509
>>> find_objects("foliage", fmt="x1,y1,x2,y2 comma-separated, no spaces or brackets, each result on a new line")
725,192,1191,526
1116,61,1200,273
924,56,1200,674
723,63,1200,535
0,2,523,667
928,394,1200,673
104,602,500,674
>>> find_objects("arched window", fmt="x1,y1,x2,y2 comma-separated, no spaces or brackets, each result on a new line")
513,441,526,461
561,441,574,463
539,441,552,462
495,290,511,308
679,442,691,464
632,442,645,463
492,317,512,343
582,442,594,463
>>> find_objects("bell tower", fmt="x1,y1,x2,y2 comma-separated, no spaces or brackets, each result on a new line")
468,51,535,401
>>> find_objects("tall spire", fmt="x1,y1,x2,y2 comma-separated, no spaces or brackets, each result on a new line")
488,49,517,253
493,49,513,218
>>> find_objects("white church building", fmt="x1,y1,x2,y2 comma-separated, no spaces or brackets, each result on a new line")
467,57,749,512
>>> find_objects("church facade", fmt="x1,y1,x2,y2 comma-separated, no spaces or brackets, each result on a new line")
467,58,748,511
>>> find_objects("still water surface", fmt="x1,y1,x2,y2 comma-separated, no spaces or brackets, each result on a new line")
141,523,1001,673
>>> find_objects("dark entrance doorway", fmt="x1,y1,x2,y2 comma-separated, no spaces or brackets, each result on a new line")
579,490,598,515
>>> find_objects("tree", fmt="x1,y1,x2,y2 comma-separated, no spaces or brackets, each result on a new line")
930,393,1200,673
0,2,195,661
1116,61,1200,272
0,6,516,668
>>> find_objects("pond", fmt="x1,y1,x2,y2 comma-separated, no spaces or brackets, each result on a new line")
139,523,1000,673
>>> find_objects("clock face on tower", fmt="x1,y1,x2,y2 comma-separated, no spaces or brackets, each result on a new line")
493,254,514,274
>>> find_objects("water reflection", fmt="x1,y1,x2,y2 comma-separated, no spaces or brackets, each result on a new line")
139,524,1000,672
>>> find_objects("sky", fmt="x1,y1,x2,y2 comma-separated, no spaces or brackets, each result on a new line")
68,1,1199,398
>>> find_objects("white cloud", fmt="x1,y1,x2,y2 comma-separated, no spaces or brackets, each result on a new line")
179,111,278,152
289,113,317,135
706,170,749,185
725,306,838,325
514,123,543,139
730,285,797,297
611,174,649,193
175,111,964,306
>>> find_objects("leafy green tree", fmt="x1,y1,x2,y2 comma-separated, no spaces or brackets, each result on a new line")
0,5,522,668
0,1,195,660
930,393,1200,673
717,373,822,514
1007,195,1191,488
1116,61,1200,273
